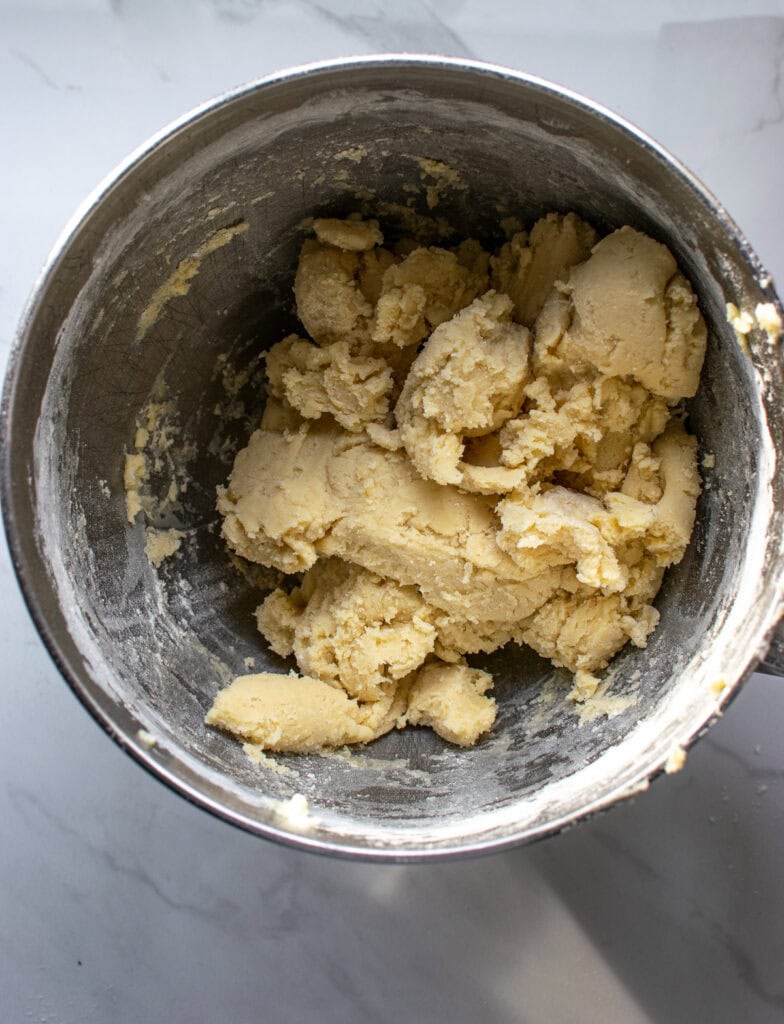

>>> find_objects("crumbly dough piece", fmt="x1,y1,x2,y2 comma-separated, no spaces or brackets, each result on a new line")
406,661,496,747
519,565,661,674
256,560,437,702
265,334,393,432
755,302,783,344
491,212,597,326
498,423,698,586
205,671,408,752
497,486,629,592
429,428,698,671
218,420,343,573
313,216,383,252
499,374,670,496
372,246,488,347
395,291,530,491
124,453,146,522
500,423,698,672
219,418,566,623
144,526,184,566
294,238,396,345
534,226,707,400
208,213,706,755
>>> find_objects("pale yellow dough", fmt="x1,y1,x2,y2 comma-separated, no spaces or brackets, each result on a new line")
257,559,438,703
406,661,496,747
395,291,530,491
205,671,408,752
208,213,706,754
533,226,706,400
265,335,393,433
144,527,184,567
491,211,597,326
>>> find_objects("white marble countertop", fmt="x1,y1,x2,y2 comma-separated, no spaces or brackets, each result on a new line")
2,2,784,1021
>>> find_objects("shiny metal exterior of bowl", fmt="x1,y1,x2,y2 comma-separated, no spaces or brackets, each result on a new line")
3,56,784,860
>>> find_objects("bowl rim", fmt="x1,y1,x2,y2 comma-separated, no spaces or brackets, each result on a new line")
2,52,782,862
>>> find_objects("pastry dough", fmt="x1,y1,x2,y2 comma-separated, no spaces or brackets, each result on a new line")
207,214,706,752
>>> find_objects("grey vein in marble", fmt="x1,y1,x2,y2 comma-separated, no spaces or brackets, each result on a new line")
274,0,475,58
10,46,82,92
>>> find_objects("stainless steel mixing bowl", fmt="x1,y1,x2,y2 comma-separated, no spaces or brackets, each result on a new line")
3,56,784,860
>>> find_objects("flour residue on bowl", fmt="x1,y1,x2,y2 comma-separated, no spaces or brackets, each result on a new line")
135,221,248,341
122,377,195,565
574,676,641,725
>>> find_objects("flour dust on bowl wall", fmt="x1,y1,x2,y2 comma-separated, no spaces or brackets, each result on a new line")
3,57,784,860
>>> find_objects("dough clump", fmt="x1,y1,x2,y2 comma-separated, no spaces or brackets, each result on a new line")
209,214,706,754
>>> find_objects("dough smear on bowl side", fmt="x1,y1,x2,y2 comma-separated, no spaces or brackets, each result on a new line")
207,213,706,753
